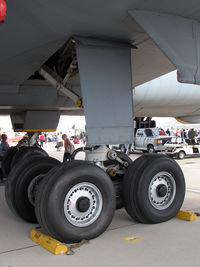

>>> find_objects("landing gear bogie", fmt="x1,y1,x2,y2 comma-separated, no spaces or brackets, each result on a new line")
4,146,186,243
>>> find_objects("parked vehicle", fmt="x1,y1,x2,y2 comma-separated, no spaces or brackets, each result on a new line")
134,128,171,153
164,137,200,159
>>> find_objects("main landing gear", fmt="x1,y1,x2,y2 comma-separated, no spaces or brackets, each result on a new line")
4,145,185,243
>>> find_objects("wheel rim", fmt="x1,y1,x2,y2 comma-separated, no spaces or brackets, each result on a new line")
148,172,176,210
64,182,103,227
148,146,154,153
179,152,184,159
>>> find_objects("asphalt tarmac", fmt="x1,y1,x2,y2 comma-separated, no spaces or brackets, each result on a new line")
0,143,200,267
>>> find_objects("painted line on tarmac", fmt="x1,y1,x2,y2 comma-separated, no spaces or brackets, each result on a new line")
0,245,39,255
122,235,142,242
186,188,200,193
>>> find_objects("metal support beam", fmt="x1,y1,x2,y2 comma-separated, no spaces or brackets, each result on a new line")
62,57,78,86
39,66,82,107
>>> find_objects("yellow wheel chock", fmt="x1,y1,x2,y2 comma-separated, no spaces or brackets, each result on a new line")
30,229,68,255
175,210,197,221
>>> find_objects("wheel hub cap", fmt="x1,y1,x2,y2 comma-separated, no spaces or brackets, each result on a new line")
64,182,103,227
76,197,90,212
156,184,167,197
148,172,176,210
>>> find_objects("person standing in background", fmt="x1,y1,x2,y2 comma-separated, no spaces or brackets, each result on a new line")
166,128,170,136
56,133,63,151
188,128,196,144
0,134,9,160
62,134,74,162
0,134,9,181
39,133,44,147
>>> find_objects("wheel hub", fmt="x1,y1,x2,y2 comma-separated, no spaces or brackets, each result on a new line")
64,182,103,227
76,197,90,212
148,172,176,210
156,184,167,197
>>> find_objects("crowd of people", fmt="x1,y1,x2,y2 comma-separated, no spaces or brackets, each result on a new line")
0,131,86,180
38,132,86,148
165,128,200,143
1,126,200,177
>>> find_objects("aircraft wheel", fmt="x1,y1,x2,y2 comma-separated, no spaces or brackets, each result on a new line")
34,165,62,233
1,146,18,177
11,146,48,169
5,155,60,223
137,156,185,223
123,155,156,223
178,151,185,160
14,157,61,223
123,154,180,223
35,161,97,235
142,150,147,153
35,162,116,243
112,178,123,209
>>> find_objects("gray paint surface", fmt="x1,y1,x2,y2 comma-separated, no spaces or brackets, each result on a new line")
76,39,134,145
130,10,200,84
1,0,200,86
23,111,61,130
1,1,200,136
134,71,200,120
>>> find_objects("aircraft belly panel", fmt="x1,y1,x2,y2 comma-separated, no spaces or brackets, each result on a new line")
1,1,200,123
2,0,200,87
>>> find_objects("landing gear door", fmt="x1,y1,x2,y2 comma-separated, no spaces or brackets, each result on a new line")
75,37,134,145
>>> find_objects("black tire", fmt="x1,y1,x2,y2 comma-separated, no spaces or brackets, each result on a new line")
1,146,18,177
35,165,62,233
35,161,93,235
112,178,124,209
5,155,57,222
147,145,155,153
123,154,173,223
14,157,61,223
35,161,116,243
137,156,185,223
11,146,48,169
178,151,185,160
